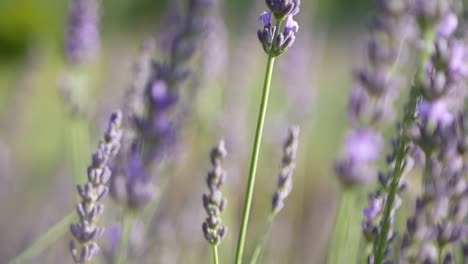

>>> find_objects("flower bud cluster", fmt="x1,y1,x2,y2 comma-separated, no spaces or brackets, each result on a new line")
110,0,214,211
336,0,409,187
257,0,300,57
272,126,300,215
401,115,468,263
202,140,228,245
70,111,123,263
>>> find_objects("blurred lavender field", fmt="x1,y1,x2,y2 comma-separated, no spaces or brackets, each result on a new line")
0,0,373,263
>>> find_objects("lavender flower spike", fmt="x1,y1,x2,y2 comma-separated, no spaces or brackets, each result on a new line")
258,0,300,56
70,111,122,263
202,140,228,245
272,126,300,215
66,0,100,65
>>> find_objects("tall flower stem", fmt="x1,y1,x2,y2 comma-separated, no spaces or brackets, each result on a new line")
8,212,76,264
328,188,362,264
234,20,281,264
249,214,274,264
116,211,134,264
212,245,219,264
373,25,435,264
69,117,90,185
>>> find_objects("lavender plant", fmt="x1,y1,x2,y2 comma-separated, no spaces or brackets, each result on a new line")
107,0,215,262
332,1,468,264
202,140,228,264
250,126,300,264
235,1,300,263
8,2,101,262
69,110,122,263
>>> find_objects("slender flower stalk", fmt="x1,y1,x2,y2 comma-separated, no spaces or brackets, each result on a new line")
330,0,409,257
250,126,300,264
69,111,122,263
235,2,300,263
8,212,76,264
202,140,228,264
372,2,462,261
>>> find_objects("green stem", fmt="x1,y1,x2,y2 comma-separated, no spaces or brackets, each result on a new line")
327,188,362,264
212,244,219,264
423,151,432,192
373,25,435,264
116,211,134,264
69,117,90,185
8,212,76,264
234,20,281,264
249,214,274,264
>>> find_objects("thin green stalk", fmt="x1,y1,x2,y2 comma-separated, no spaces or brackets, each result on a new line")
234,20,281,264
327,188,362,264
69,117,90,185
423,151,432,192
212,245,219,264
437,245,444,264
8,212,76,264
373,25,435,264
116,211,134,264
249,214,274,264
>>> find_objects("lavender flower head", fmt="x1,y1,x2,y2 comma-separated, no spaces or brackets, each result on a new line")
336,128,383,185
110,0,215,210
70,111,122,263
66,0,100,65
258,0,300,57
202,140,228,245
272,126,300,215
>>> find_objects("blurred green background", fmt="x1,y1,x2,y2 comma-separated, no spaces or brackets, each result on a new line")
0,0,384,263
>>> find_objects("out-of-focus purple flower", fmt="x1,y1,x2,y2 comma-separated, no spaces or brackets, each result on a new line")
417,100,454,128
258,11,273,27
66,0,100,65
125,146,155,210
336,129,383,185
437,13,458,38
363,195,382,221
284,15,299,34
149,80,178,111
447,40,468,78
102,220,146,261
111,0,215,211
344,129,383,163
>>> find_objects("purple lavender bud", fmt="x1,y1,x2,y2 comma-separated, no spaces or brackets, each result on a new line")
363,195,382,221
417,100,454,129
202,140,228,245
258,11,273,27
65,0,100,65
70,111,122,263
149,80,178,111
346,128,383,163
265,0,300,21
336,129,383,185
125,146,155,210
437,13,458,38
284,15,299,34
